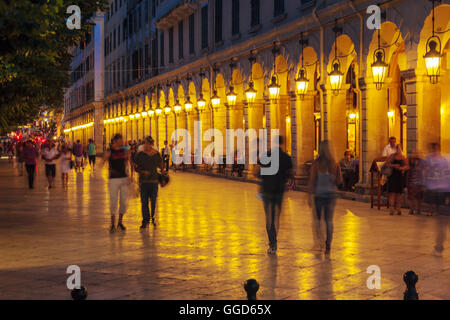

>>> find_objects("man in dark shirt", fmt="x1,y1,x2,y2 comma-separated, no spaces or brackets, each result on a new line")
134,136,165,229
259,136,293,254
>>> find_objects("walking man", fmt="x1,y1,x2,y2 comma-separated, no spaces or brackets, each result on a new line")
258,136,293,254
102,134,130,233
134,136,164,229
42,140,60,189
73,140,84,172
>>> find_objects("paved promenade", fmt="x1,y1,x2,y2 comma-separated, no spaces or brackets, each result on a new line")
0,159,448,300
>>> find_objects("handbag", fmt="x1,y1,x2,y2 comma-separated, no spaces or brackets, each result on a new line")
158,173,170,187
381,164,393,177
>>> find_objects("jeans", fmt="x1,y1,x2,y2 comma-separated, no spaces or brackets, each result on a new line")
314,195,336,247
26,164,36,188
140,182,158,224
109,177,129,215
263,192,284,249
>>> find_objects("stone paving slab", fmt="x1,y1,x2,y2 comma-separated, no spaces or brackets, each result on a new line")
0,159,448,300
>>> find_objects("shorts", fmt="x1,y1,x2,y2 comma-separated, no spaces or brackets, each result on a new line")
75,156,83,165
45,164,56,177
89,155,96,165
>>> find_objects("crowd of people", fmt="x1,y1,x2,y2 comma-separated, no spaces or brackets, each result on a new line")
3,132,448,256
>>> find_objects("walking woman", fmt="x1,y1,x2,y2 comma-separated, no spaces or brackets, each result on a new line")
22,140,39,189
102,134,130,233
60,143,72,189
308,141,342,255
385,144,409,215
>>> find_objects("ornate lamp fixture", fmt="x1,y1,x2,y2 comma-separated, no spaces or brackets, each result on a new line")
164,106,172,114
174,99,182,114
209,66,220,109
268,43,281,100
184,95,193,113
245,56,257,103
371,13,388,90
328,20,344,96
148,110,155,117
424,0,442,84
155,107,162,116
226,63,237,107
296,33,310,100
197,93,206,111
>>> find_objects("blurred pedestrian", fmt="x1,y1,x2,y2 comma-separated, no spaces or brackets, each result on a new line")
385,144,409,215
308,140,342,254
134,136,164,229
102,134,130,233
41,140,59,189
87,139,96,171
424,143,448,216
162,140,170,172
406,151,425,215
258,136,293,255
60,143,72,189
339,150,357,191
73,140,84,172
22,140,38,189
16,141,24,176
382,137,397,157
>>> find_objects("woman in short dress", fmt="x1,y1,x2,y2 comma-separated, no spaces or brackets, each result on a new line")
60,144,72,189
385,144,409,215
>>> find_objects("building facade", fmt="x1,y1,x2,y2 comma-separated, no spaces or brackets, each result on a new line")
63,0,450,193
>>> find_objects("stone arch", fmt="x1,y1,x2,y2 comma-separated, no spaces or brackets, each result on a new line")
168,88,175,106
327,34,358,83
251,62,265,100
215,73,226,103
273,55,290,95
231,69,244,103
298,46,319,92
188,81,197,104
177,85,185,104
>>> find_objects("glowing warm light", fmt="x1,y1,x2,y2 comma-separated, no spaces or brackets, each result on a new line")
197,94,206,110
134,113,141,118
268,76,280,100
129,114,135,119
295,68,309,98
286,116,291,124
174,105,182,113
226,87,236,106
372,50,388,90
155,107,162,115
148,110,155,116
387,111,394,118
245,81,257,103
119,116,124,121
184,98,193,113
103,120,107,124
141,111,148,117
164,106,172,114
349,113,357,119
424,40,441,84
329,61,343,95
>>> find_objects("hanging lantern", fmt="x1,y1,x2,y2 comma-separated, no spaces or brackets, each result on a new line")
226,86,236,106
164,106,172,114
148,110,155,117
211,90,221,109
197,93,206,110
295,67,309,99
372,49,388,90
424,39,442,84
184,96,193,113
424,0,442,84
129,114,135,119
328,59,344,96
141,111,148,117
268,75,281,100
245,81,257,103
174,100,182,113
329,21,344,96
155,107,162,115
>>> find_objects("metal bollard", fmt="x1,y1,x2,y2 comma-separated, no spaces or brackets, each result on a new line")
244,279,259,300
403,271,419,300
71,286,88,300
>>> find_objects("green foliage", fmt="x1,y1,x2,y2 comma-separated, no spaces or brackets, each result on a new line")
0,0,108,134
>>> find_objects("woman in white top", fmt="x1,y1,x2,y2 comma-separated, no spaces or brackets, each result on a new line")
60,144,72,189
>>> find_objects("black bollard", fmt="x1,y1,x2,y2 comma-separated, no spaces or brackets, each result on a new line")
403,271,419,300
244,279,259,300
71,286,88,300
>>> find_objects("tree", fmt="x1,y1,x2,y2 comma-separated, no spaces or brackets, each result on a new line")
0,0,108,134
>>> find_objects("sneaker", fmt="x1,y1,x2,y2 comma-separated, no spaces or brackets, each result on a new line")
267,247,274,254
109,225,116,233
117,223,126,231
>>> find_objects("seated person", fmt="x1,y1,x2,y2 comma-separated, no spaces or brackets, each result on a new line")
339,150,357,191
